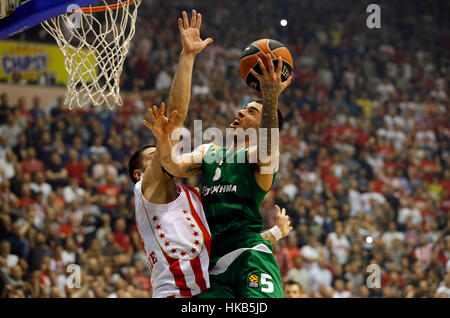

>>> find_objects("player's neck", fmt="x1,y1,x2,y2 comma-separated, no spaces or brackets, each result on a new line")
232,136,254,149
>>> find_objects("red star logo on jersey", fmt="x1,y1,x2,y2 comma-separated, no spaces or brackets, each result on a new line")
193,231,199,237
164,241,170,247
191,247,197,253
159,233,165,239
190,224,195,228
180,251,186,257
182,210,188,214
171,248,177,254
194,240,200,245
152,216,158,222
155,224,162,230
186,217,191,221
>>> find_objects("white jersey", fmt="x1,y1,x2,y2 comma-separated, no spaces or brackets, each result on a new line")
134,181,211,298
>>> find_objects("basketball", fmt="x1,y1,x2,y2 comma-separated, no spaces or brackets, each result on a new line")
240,39,294,92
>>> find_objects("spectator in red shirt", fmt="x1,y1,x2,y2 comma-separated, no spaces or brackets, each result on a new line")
18,183,36,209
285,235,302,264
98,173,121,210
113,218,132,254
317,148,334,177
21,148,45,175
274,239,293,277
65,149,86,186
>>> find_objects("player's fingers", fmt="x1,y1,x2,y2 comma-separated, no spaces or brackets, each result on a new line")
281,207,286,216
286,76,293,87
142,120,152,130
148,108,156,123
160,102,166,116
152,105,159,118
276,56,283,77
203,37,213,47
190,9,197,27
195,12,202,29
281,75,292,91
256,57,268,76
289,226,294,232
178,18,183,32
168,110,178,124
182,11,189,29
249,68,261,80
274,204,281,215
263,53,274,74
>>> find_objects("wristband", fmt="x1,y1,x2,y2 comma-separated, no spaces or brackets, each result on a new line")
269,226,283,241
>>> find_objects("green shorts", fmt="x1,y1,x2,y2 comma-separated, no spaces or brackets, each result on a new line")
197,243,284,298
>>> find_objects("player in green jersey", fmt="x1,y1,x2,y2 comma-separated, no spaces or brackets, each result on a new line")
144,28,292,297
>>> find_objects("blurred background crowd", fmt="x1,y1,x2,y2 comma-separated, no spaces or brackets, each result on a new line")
0,0,449,298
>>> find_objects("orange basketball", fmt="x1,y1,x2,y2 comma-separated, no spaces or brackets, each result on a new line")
240,39,294,92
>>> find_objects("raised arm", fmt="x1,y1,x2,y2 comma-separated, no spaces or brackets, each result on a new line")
167,9,213,130
249,53,292,191
139,10,212,194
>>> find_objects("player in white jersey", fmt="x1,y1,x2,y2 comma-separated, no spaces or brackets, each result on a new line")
133,152,211,297
128,10,292,298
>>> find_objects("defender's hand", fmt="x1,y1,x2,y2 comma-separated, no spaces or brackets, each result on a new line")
249,53,292,98
275,205,293,238
142,102,178,140
179,10,213,56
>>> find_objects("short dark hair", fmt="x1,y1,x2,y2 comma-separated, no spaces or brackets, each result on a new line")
283,279,301,289
128,144,155,184
253,99,284,129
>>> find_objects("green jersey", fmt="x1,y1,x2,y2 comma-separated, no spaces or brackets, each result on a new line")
201,144,274,265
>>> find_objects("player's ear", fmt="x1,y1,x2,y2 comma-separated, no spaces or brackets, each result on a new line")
133,169,142,182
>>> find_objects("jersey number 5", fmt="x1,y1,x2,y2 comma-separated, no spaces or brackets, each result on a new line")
261,274,274,293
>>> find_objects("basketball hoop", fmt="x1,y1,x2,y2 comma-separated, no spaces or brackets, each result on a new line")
41,0,141,109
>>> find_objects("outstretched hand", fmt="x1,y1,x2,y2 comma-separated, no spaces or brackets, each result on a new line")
179,9,213,56
142,102,178,140
275,205,293,238
249,53,292,98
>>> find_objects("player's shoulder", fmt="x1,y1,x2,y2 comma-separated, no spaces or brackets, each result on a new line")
199,143,224,157
200,143,219,151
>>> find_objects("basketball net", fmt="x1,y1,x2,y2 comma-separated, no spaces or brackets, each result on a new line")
41,0,141,109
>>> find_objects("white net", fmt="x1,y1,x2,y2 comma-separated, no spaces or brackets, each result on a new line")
41,0,141,109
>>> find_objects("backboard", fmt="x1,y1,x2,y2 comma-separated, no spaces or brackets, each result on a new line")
0,0,99,39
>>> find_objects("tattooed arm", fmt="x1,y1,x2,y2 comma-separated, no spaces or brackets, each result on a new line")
248,53,292,191
167,9,213,130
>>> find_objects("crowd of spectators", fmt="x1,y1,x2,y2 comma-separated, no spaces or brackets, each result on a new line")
1,0,449,298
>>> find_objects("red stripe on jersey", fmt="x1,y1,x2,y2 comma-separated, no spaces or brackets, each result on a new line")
183,184,202,203
189,257,208,292
182,184,211,258
162,253,192,297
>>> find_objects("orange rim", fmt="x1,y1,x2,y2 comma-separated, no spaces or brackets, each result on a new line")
71,0,135,13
